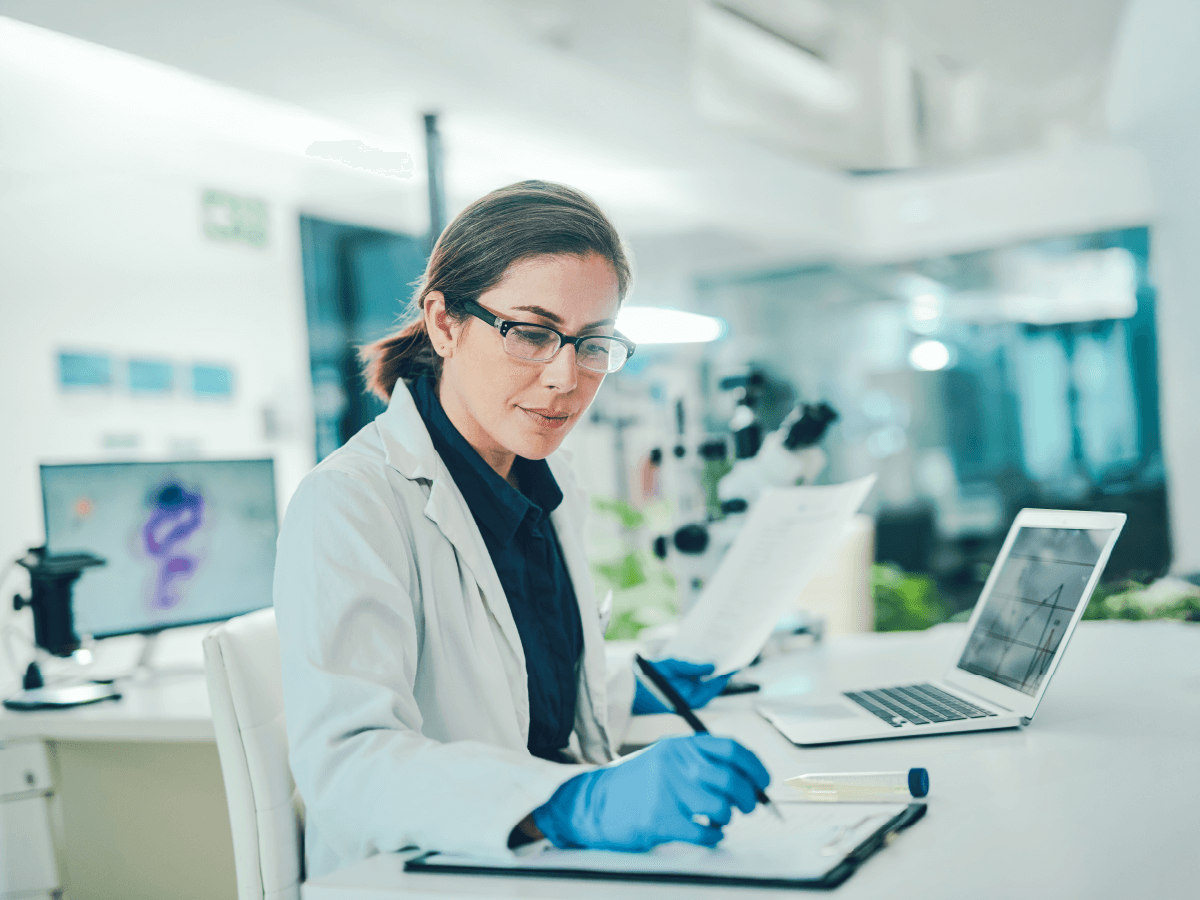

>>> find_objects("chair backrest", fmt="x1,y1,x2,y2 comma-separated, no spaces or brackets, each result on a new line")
203,608,303,900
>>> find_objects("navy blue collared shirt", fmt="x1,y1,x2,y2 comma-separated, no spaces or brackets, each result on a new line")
409,377,584,762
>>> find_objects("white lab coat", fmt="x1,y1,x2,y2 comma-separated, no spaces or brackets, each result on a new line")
274,380,635,879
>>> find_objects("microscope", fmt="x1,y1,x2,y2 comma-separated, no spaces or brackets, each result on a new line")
718,401,839,508
4,547,122,709
656,397,840,613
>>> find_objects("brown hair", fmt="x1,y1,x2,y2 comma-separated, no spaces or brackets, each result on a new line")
361,180,632,401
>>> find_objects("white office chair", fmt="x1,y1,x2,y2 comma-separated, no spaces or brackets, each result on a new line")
203,608,304,900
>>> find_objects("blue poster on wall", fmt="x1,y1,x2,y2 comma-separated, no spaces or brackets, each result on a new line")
192,364,235,398
58,352,112,389
128,359,175,393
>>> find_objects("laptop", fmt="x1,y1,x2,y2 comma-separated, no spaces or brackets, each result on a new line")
757,508,1126,746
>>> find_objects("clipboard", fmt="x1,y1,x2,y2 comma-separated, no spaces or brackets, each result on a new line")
405,802,926,891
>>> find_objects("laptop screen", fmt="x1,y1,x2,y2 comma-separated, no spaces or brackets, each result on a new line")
956,526,1114,697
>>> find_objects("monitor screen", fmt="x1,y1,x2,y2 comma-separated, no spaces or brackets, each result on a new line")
956,525,1113,697
41,459,278,638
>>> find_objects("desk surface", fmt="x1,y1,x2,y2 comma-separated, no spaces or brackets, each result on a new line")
302,621,1200,900
0,626,214,742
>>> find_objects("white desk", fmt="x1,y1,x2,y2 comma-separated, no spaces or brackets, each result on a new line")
0,627,237,900
302,621,1200,900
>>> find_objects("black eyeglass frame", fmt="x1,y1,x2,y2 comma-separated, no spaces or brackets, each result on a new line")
461,298,637,372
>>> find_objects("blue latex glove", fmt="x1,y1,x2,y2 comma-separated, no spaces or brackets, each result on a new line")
632,658,733,715
531,734,770,851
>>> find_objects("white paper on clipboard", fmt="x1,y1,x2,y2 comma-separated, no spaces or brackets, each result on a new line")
661,475,876,674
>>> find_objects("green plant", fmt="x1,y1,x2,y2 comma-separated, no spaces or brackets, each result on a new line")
590,496,646,531
590,496,678,640
1083,579,1200,622
593,550,678,640
871,563,950,632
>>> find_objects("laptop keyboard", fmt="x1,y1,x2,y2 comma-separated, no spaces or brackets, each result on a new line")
844,684,997,727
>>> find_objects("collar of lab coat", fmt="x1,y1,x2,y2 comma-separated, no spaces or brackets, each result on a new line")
374,380,612,759
376,381,526,668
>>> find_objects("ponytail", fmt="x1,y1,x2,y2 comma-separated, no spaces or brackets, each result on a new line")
361,315,440,401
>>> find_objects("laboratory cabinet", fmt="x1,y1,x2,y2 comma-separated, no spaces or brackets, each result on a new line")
0,738,60,899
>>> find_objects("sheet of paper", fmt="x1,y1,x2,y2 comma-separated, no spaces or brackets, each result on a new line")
661,475,876,674
426,802,907,882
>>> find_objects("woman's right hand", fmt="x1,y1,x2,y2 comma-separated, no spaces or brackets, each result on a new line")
530,734,770,851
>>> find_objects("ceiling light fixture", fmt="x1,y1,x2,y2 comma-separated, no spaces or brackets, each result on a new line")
616,307,726,345
909,339,952,371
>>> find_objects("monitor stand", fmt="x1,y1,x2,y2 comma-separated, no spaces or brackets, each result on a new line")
133,629,163,677
126,630,203,682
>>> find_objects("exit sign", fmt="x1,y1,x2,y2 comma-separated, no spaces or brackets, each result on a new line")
202,189,268,247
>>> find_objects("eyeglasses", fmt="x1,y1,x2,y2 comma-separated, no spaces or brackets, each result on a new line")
462,299,636,374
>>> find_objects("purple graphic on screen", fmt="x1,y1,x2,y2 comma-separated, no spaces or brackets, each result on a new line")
142,481,204,610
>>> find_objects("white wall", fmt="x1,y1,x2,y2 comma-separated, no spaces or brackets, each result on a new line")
0,19,425,658
1107,0,1200,573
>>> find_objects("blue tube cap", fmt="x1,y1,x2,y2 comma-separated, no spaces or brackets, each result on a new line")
908,768,929,798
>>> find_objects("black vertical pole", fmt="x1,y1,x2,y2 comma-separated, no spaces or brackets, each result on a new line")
424,113,446,255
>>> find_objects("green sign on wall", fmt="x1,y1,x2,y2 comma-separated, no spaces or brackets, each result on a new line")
202,189,268,247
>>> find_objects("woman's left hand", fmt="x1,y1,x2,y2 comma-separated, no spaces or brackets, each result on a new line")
632,658,734,714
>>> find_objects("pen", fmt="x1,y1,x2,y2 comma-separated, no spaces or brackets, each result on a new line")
634,654,784,822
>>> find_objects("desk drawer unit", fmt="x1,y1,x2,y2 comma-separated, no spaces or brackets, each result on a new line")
0,739,60,899
1,740,53,799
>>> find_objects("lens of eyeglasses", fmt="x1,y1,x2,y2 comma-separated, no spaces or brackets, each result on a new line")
504,325,561,361
503,326,629,373
576,336,629,373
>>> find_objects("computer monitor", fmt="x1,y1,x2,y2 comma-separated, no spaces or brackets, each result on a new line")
40,459,278,639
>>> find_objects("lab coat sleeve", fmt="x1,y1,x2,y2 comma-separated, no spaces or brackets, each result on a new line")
273,467,585,872
604,643,637,745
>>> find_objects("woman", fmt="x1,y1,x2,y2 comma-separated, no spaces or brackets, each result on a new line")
275,181,770,878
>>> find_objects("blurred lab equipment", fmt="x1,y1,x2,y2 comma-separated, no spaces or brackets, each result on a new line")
13,547,104,657
718,401,839,508
658,399,841,612
4,548,120,709
4,459,278,706
786,768,929,803
720,370,768,459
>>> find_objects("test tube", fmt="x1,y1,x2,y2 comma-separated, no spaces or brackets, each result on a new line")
784,768,929,803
